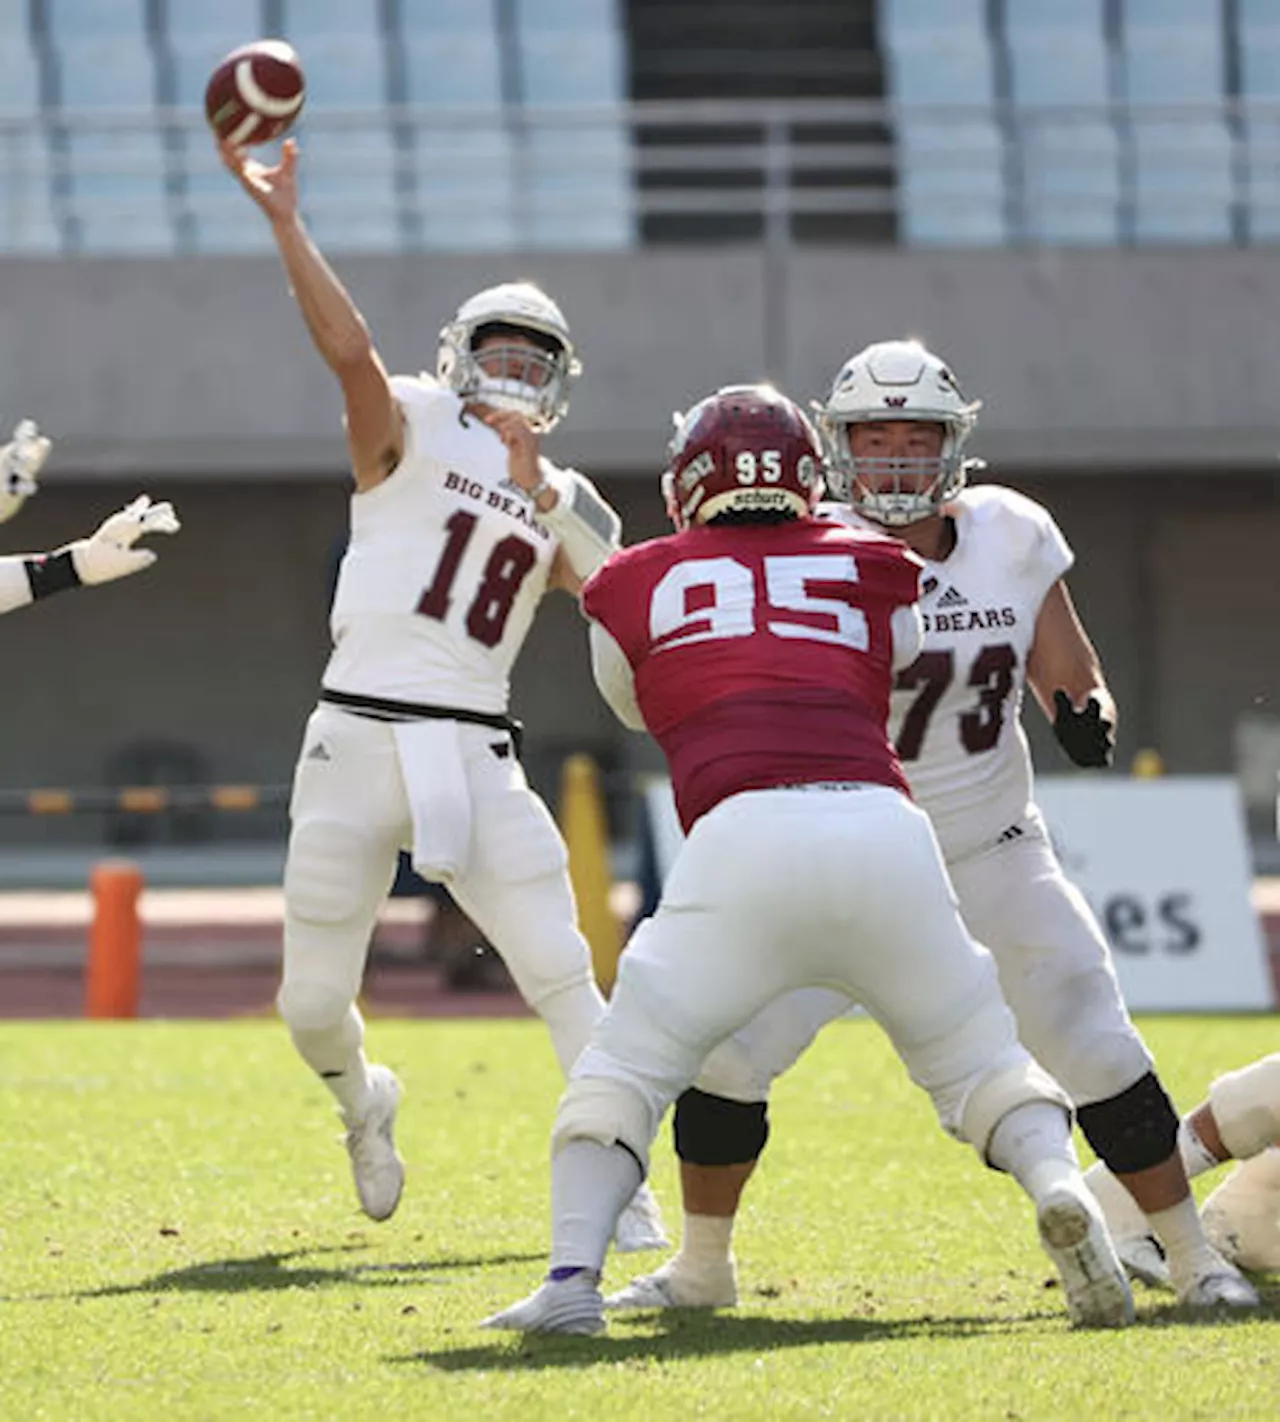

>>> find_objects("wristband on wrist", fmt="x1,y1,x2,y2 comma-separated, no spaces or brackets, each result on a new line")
24,549,82,601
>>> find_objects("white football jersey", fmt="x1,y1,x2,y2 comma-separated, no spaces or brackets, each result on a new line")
324,374,560,714
825,485,1073,860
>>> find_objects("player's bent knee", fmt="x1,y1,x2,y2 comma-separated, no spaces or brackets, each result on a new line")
276,977,353,1036
1076,1071,1179,1174
961,1058,1072,1160
673,1088,769,1166
553,1075,655,1174
1209,1054,1280,1159
285,820,381,926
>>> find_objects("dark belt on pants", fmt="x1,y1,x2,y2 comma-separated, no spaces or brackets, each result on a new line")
319,687,524,758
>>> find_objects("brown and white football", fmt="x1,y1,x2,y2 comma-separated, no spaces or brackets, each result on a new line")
205,40,305,147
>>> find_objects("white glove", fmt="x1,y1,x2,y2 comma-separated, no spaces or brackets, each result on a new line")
69,494,181,586
0,419,53,525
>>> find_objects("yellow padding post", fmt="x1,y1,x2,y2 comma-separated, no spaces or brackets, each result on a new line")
559,753,622,995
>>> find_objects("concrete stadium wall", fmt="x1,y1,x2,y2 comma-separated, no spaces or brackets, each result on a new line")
0,473,1276,828
4,247,1280,477
1,244,1278,855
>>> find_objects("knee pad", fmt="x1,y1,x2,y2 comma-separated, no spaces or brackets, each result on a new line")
276,977,354,1037
1209,1054,1280,1159
553,1075,655,1174
961,1059,1073,1161
285,819,388,926
1076,1071,1180,1175
673,1088,769,1167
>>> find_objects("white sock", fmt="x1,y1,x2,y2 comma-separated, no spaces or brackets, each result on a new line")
1147,1194,1218,1289
550,1140,641,1274
673,1213,736,1276
535,978,607,1077
288,1003,373,1120
1178,1117,1223,1179
987,1102,1080,1204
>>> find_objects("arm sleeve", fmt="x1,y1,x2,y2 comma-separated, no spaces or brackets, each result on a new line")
0,557,34,615
890,602,924,671
533,460,622,580
589,621,647,732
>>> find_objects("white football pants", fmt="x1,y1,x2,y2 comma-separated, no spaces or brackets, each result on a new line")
276,704,602,1074
572,784,1047,1147
696,810,1152,1109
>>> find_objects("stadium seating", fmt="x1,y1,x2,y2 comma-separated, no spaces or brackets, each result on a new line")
0,0,1272,256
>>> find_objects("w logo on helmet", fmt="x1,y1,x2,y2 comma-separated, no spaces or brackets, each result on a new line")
884,395,908,407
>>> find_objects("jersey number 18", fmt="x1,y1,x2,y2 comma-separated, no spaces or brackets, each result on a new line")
417,510,537,648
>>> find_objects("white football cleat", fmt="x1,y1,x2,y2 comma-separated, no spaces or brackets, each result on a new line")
1201,1152,1280,1272
613,1182,670,1253
343,1064,404,1222
1174,1250,1260,1310
605,1257,738,1311
1037,1184,1135,1328
1114,1232,1174,1290
481,1273,605,1335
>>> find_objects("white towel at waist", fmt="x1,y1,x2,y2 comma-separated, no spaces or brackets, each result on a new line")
392,719,473,882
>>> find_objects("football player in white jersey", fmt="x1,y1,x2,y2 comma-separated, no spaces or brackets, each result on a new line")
608,339,1258,1312
220,137,665,1247
0,420,180,611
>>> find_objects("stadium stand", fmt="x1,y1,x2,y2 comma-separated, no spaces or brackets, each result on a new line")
0,0,1274,255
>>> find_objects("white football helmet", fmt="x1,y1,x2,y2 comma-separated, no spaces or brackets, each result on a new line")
436,281,581,432
815,339,983,526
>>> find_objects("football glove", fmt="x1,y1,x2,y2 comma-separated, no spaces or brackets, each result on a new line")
1053,689,1114,769
0,419,52,524
68,495,181,586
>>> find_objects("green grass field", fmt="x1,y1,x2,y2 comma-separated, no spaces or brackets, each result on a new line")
1,1015,1276,1420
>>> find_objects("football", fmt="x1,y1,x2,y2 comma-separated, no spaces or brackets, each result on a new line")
204,40,306,147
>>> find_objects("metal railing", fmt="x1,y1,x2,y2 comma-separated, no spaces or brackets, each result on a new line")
1,97,1279,253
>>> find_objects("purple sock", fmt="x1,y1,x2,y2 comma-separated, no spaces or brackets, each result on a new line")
548,1265,592,1283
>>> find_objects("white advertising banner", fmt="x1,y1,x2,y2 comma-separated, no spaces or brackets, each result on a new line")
642,776,1274,1013
1034,777,1272,1012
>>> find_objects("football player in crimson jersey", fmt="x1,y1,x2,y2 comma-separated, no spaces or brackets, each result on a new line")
484,383,1135,1336
219,137,665,1250
610,342,1259,1316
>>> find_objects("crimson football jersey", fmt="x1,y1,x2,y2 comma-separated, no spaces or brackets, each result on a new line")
582,518,922,830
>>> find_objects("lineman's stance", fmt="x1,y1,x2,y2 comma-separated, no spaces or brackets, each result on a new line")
0,421,180,614
485,385,1133,1336
220,135,664,1247
610,342,1255,1314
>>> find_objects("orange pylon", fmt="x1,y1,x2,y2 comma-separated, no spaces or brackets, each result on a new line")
85,860,144,1019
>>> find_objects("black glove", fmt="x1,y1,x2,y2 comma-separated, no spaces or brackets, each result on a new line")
1053,690,1114,768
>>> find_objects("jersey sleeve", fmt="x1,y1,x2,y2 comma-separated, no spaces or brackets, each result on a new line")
581,541,658,661
388,374,457,464
970,486,1074,609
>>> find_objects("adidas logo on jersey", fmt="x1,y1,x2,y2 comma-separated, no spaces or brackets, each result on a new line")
935,585,968,608
306,742,331,762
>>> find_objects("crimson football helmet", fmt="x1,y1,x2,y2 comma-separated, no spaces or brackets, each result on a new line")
661,384,825,530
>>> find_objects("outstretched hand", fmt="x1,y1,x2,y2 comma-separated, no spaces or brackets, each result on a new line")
219,136,300,224
70,495,181,586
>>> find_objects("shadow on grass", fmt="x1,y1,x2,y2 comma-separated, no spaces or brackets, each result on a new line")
395,1275,1280,1374
7,1244,547,1304
393,1307,1060,1373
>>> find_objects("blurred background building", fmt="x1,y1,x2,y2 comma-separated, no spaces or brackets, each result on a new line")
0,0,1277,890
